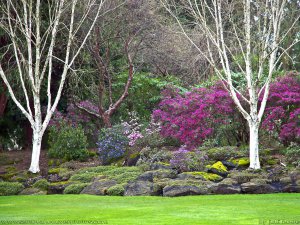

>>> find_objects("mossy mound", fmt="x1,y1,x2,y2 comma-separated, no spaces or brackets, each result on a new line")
229,158,250,167
107,184,125,196
0,182,24,196
19,188,46,195
228,170,266,184
183,172,223,182
33,179,49,191
63,183,89,194
206,161,228,176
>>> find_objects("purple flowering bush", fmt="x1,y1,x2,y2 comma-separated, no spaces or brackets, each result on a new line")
97,125,129,165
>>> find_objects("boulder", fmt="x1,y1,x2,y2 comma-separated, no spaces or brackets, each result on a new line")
19,188,46,195
80,179,117,195
241,180,276,194
282,184,300,193
138,170,177,182
228,170,265,184
124,181,160,196
163,185,208,197
178,172,222,182
48,182,70,194
214,184,241,194
211,178,240,194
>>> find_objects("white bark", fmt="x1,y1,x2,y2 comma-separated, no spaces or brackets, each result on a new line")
160,0,299,169
29,130,43,173
248,121,260,170
0,0,108,173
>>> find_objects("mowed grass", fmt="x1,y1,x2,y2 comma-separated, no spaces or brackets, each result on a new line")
0,194,299,225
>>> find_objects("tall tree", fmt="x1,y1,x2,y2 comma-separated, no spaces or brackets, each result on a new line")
160,0,300,169
71,0,147,127
0,0,108,173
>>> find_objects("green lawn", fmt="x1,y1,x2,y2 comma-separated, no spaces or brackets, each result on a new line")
0,194,299,225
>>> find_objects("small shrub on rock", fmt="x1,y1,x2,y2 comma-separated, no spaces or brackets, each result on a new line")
69,173,100,183
63,183,89,194
0,182,24,196
32,179,49,191
107,184,125,196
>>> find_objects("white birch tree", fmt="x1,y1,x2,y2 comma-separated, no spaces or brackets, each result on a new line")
0,0,108,173
160,0,300,169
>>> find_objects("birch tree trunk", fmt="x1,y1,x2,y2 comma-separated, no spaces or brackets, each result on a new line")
0,0,109,173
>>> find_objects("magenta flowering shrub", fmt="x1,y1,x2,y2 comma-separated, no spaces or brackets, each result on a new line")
153,72,300,147
262,73,300,145
153,82,235,148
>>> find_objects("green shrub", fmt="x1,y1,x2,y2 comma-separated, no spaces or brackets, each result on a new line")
205,146,247,161
137,147,173,166
107,184,125,196
48,122,89,161
32,179,49,191
0,182,24,196
284,143,300,167
69,173,99,183
78,166,116,174
63,183,89,194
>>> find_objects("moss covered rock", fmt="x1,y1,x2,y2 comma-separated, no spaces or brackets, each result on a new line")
228,170,265,184
229,158,250,167
182,172,223,182
81,179,117,195
163,184,208,197
206,161,228,176
19,188,46,195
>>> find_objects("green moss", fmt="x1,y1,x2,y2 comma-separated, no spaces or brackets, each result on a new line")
107,184,125,196
5,166,17,173
157,162,171,166
228,171,264,184
78,166,116,174
207,161,228,173
266,159,278,165
129,152,140,159
0,182,24,196
48,168,62,175
229,158,250,167
183,172,223,182
112,172,141,184
63,183,89,194
32,179,49,191
49,181,71,187
0,172,18,181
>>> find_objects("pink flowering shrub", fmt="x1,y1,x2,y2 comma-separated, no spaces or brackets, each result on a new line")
261,73,300,145
153,73,300,148
153,82,236,148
